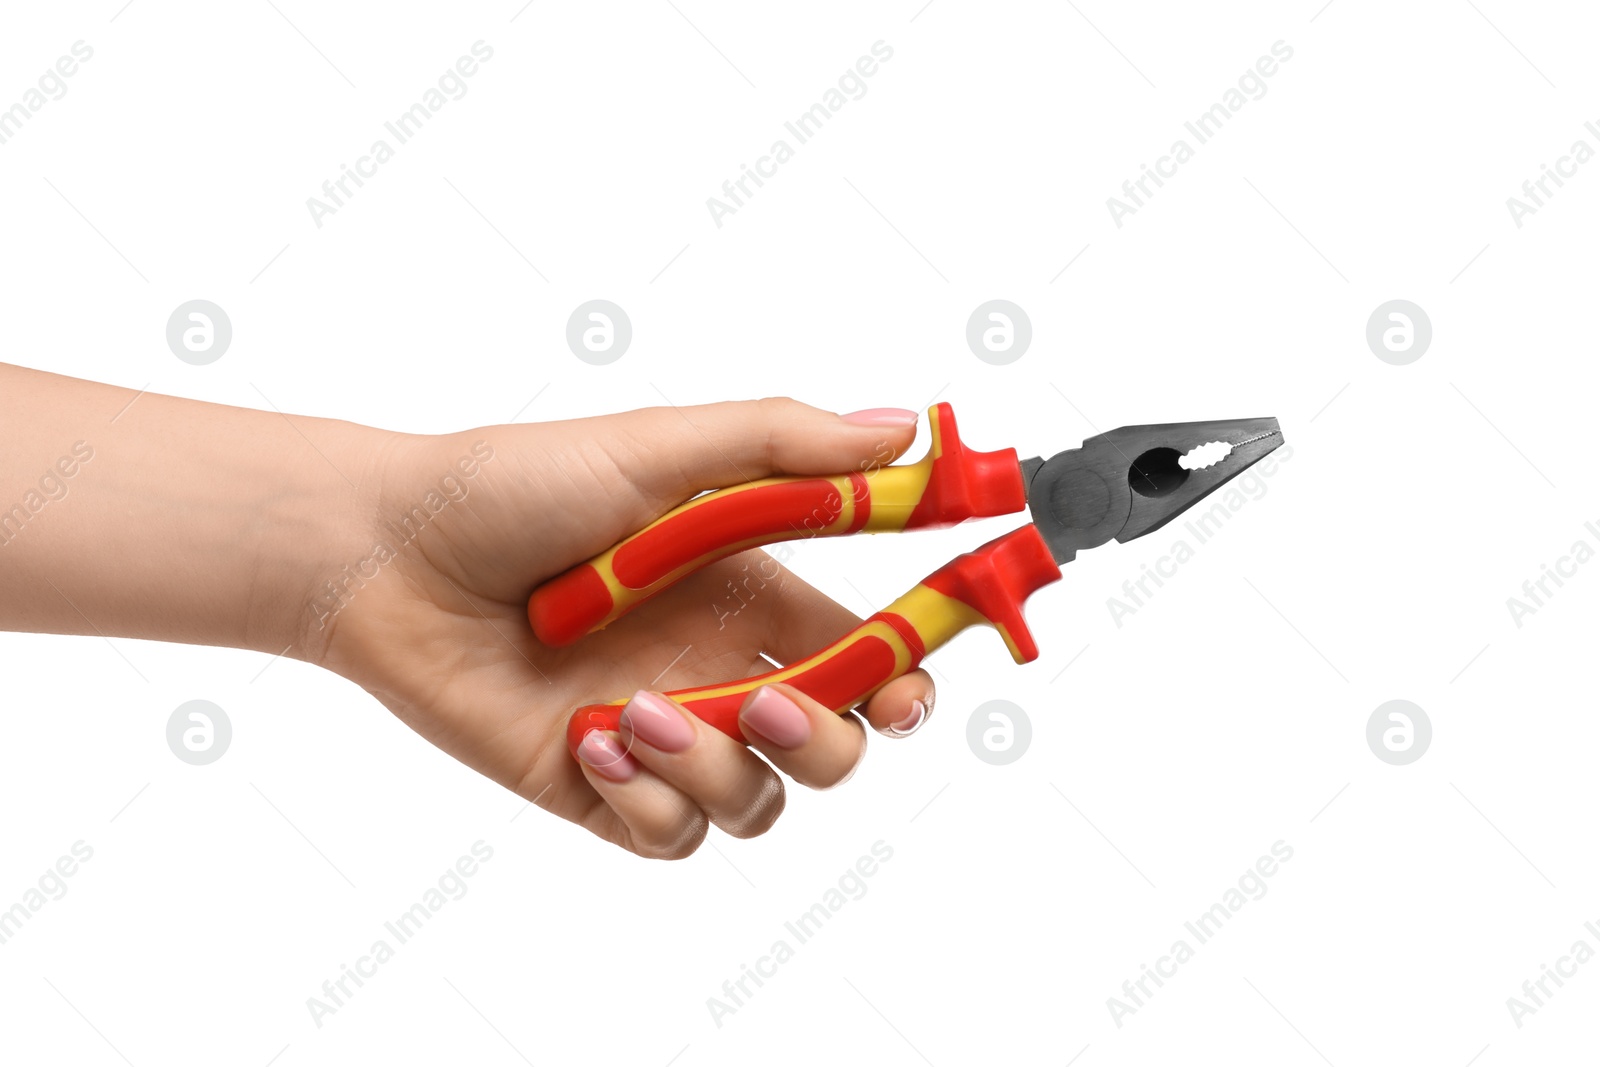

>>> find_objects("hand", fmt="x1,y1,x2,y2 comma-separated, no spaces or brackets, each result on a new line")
314,399,937,858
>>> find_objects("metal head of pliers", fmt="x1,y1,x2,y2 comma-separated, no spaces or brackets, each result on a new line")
1021,417,1284,564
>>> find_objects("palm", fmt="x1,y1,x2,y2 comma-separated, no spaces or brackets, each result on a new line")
326,427,788,844
318,404,931,856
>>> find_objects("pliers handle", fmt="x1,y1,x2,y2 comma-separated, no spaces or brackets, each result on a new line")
527,405,1063,755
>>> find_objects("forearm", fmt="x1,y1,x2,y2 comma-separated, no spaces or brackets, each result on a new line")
0,364,381,658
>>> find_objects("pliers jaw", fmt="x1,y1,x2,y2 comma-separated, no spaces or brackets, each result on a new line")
1024,417,1284,564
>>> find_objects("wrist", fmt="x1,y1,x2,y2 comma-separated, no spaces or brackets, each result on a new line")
297,427,502,685
271,421,414,666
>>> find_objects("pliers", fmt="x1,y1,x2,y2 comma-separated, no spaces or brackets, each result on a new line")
528,404,1285,755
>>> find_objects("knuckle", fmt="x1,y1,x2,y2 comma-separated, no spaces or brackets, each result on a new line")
636,811,709,861
754,395,803,420
756,397,808,454
797,727,869,792
720,776,787,839
755,398,800,451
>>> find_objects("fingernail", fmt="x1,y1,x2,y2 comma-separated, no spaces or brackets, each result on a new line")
841,407,918,427
576,731,637,782
620,690,696,753
741,686,811,749
887,698,927,738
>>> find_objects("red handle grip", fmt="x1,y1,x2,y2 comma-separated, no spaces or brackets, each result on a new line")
566,525,1062,755
530,403,1024,647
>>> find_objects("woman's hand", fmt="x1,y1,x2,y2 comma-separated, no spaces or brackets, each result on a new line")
0,365,933,859
313,399,937,858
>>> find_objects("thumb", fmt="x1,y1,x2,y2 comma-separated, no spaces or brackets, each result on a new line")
590,397,921,506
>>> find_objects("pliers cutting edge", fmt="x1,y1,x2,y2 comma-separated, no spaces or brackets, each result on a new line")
528,404,1285,755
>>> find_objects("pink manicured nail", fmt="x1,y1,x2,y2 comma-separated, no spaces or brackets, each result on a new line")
620,690,696,753
741,687,811,749
576,731,637,782
887,698,927,737
841,407,918,427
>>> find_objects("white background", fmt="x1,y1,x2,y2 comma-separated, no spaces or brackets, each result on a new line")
2,1,1597,1064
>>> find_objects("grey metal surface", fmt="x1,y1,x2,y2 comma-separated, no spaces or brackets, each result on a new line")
1023,417,1284,564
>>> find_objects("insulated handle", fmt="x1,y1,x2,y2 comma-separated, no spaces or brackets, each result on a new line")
529,404,1024,647
565,525,1062,755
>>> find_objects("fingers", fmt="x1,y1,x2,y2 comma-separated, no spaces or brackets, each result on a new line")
587,398,920,507
571,678,923,858
860,670,935,737
619,690,787,838
568,548,941,859
739,684,871,789
573,690,789,857
571,730,709,860
752,550,869,665
749,552,935,739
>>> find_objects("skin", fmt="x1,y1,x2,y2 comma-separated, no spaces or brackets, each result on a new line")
0,364,934,858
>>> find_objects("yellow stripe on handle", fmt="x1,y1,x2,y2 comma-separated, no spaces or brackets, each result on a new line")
565,525,1063,753
530,403,1025,647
